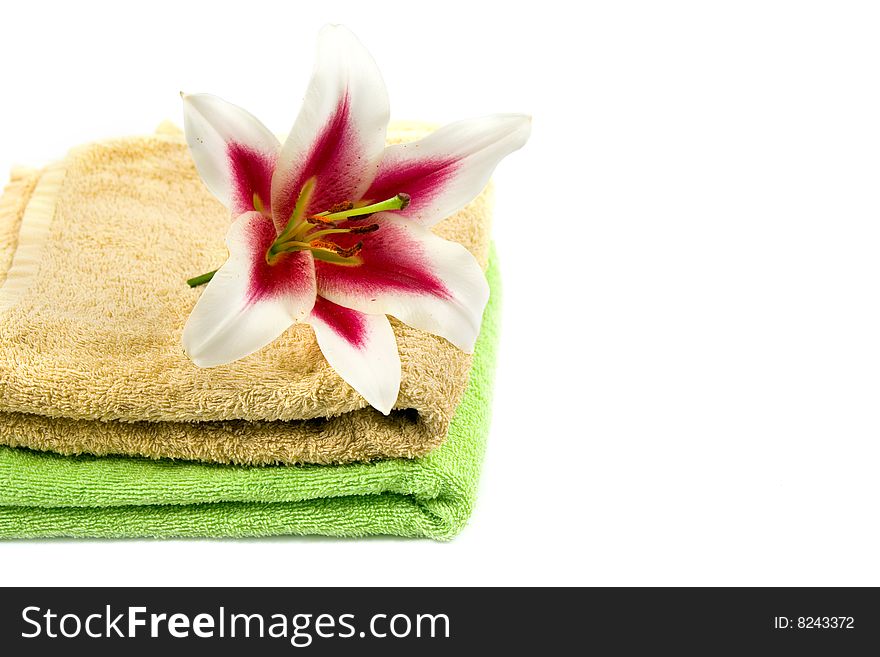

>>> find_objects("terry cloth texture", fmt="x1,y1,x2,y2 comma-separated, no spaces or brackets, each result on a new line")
0,251,500,541
0,123,493,465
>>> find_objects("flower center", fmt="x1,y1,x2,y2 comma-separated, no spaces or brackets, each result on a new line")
265,178,409,266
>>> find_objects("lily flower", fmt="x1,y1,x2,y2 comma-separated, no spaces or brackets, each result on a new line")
181,25,530,414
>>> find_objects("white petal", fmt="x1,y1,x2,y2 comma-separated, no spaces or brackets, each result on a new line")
182,212,316,367
315,215,490,353
309,298,401,414
364,114,531,226
182,93,280,215
271,25,390,230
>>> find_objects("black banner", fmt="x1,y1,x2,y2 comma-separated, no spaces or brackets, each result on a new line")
0,587,877,654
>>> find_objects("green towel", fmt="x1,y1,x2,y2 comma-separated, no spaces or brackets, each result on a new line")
0,251,500,541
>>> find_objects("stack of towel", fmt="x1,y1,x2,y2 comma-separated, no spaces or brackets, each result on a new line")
0,123,501,540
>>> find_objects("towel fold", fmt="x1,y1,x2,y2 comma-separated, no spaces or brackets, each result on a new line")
0,251,499,540
0,124,493,465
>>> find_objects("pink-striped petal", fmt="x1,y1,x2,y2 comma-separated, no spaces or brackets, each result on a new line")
309,297,400,414
182,212,316,367
314,214,489,352
271,25,389,231
182,93,279,216
363,114,531,226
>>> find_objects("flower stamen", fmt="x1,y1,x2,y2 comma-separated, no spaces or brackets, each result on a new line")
308,239,363,258
304,223,379,242
276,177,317,244
305,215,337,226
307,240,363,266
327,201,355,213
349,223,381,234
264,192,406,267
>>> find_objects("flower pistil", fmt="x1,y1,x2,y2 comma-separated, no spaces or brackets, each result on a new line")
265,192,410,266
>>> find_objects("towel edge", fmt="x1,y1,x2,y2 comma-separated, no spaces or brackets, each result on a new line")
0,161,66,314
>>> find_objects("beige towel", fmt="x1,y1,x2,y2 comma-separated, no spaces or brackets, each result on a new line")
0,123,492,465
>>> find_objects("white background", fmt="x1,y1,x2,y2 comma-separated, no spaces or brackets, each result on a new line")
2,0,880,586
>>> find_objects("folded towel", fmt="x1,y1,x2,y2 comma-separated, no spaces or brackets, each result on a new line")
0,124,493,465
0,250,499,540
